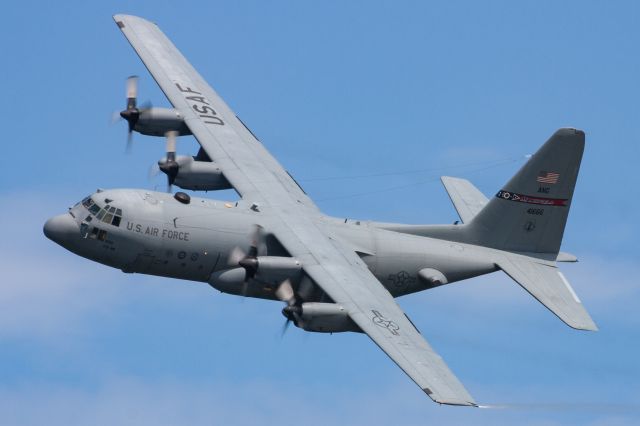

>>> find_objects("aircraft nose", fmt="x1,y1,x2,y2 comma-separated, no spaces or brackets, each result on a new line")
43,213,79,246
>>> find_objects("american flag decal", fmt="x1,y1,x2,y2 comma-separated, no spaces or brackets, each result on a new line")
536,171,559,184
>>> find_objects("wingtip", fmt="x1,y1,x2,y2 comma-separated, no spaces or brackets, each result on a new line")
576,322,599,332
113,14,154,25
436,399,479,407
424,388,477,407
568,317,598,332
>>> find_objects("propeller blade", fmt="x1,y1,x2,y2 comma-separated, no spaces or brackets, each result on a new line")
126,128,133,154
162,131,179,192
165,130,177,161
126,75,138,109
281,318,292,337
248,225,265,257
119,76,145,153
148,163,161,180
228,246,246,267
275,279,295,305
110,110,123,125
228,225,268,298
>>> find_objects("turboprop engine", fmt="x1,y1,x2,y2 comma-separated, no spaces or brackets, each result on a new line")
157,155,232,191
128,107,191,137
282,302,361,333
117,76,192,152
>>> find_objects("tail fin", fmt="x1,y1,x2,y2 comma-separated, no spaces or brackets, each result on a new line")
467,128,584,255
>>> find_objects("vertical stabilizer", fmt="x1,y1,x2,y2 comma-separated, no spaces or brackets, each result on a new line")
468,128,584,254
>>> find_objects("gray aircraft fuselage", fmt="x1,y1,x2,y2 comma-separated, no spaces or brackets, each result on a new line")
45,188,496,303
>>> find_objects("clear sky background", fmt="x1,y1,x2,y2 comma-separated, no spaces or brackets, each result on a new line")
1,1,639,425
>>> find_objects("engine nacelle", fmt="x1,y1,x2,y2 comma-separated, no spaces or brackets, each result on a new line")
158,155,232,191
135,107,192,136
251,256,302,285
208,257,302,296
292,303,360,333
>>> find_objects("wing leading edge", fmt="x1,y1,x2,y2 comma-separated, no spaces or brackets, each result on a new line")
114,14,477,406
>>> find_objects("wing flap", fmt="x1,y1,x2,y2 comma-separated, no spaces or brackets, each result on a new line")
497,255,597,331
441,176,488,223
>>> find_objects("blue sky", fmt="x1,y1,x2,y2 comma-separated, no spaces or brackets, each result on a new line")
1,1,639,424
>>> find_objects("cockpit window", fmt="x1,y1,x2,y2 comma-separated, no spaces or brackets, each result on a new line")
82,196,123,227
98,204,123,227
82,196,101,215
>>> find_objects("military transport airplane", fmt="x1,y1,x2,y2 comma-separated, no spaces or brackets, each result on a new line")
43,14,596,407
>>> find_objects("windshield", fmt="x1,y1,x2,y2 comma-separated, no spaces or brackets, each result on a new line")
81,196,123,227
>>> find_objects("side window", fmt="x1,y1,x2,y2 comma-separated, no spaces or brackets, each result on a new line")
98,230,107,241
111,208,123,227
89,227,99,240
82,197,93,208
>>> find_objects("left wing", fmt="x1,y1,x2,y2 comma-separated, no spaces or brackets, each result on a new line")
113,14,317,210
114,14,476,406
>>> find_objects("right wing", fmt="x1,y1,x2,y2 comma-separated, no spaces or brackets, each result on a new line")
273,224,478,406
441,176,488,223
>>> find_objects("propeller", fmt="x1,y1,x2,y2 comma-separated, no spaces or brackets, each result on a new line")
158,131,179,192
115,76,152,153
227,225,265,297
276,279,301,336
118,76,140,152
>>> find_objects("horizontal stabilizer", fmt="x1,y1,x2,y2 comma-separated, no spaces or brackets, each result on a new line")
557,252,578,262
441,176,488,223
496,255,597,331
